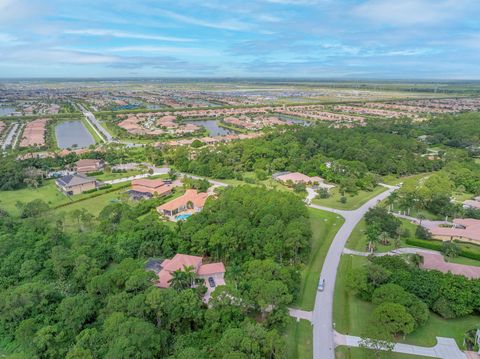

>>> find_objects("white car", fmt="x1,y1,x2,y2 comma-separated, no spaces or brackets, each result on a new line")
318,279,325,291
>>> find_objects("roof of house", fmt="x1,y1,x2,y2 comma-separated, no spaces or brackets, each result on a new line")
131,178,165,188
275,172,314,183
76,159,102,167
157,189,209,212
198,262,226,276
429,218,480,241
464,200,480,209
56,173,96,187
162,254,203,272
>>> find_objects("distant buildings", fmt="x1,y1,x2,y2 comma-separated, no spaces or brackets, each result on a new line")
55,174,98,195
19,118,48,148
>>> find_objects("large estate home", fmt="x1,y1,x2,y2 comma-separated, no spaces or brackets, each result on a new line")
427,219,480,244
156,253,225,302
157,189,209,219
75,159,104,174
129,178,173,199
56,174,98,195
273,171,335,190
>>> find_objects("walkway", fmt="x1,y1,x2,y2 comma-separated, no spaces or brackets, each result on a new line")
334,332,466,359
310,185,398,359
289,308,313,322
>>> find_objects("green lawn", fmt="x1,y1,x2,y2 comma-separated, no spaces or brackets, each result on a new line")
54,188,129,216
285,319,313,359
336,346,432,359
293,208,344,310
81,117,103,143
94,169,145,181
312,186,387,210
333,255,480,348
0,180,130,216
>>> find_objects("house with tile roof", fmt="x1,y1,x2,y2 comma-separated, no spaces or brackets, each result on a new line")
156,189,209,219
272,171,335,190
129,178,172,199
463,196,480,210
428,218,480,244
156,253,226,301
75,159,104,174
55,173,98,195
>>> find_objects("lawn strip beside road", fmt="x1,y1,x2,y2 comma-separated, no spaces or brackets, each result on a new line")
335,346,433,359
334,255,480,348
293,208,344,311
285,319,313,359
312,186,387,210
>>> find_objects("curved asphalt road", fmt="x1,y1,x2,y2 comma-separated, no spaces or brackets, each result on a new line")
311,185,398,359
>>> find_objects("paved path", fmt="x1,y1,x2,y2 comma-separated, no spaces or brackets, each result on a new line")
310,185,399,359
104,166,170,184
289,308,313,322
335,332,466,359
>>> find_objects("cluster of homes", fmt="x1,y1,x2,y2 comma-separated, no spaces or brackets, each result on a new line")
223,115,287,130
156,132,262,148
366,98,480,114
276,105,365,127
0,121,5,136
19,118,48,148
117,113,201,136
333,105,417,119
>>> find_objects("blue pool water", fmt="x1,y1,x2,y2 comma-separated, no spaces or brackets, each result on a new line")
175,213,192,221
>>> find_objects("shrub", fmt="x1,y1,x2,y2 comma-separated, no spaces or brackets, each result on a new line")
415,225,432,240
340,196,347,204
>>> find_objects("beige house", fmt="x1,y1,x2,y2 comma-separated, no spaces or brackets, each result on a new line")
75,159,104,174
56,174,98,195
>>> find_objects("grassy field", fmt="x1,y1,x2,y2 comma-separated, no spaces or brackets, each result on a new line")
333,255,480,348
285,319,313,359
0,180,129,216
335,346,433,359
293,208,344,310
81,117,103,143
312,186,387,210
94,169,145,181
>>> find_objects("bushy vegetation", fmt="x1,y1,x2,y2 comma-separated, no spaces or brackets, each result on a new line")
0,186,309,358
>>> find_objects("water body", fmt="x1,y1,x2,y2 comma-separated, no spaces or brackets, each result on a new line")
0,107,16,116
185,119,238,137
55,120,95,149
276,114,312,126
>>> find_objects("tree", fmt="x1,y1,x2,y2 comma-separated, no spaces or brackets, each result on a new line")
169,265,197,291
442,241,460,259
370,302,415,338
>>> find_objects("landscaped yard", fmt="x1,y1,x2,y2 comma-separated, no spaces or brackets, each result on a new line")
333,254,480,348
312,186,387,210
293,208,344,311
285,319,313,359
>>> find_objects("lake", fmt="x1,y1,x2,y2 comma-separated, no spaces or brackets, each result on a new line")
55,120,95,149
0,107,16,116
185,119,238,136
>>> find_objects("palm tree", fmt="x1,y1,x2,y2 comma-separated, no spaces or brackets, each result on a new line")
169,265,198,290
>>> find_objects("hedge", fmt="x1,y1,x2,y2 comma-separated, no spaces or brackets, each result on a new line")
53,183,130,209
406,237,480,261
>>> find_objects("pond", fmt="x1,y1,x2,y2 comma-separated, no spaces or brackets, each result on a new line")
185,119,239,137
55,120,95,149
276,114,312,126
0,107,16,116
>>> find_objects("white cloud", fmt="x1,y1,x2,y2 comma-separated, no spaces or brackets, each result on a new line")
64,29,194,42
105,45,219,56
157,9,252,31
354,0,472,26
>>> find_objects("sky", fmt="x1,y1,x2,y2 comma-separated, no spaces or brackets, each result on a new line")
1,0,480,79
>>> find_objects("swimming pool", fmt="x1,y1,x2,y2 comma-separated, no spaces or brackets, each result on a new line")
175,213,192,221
